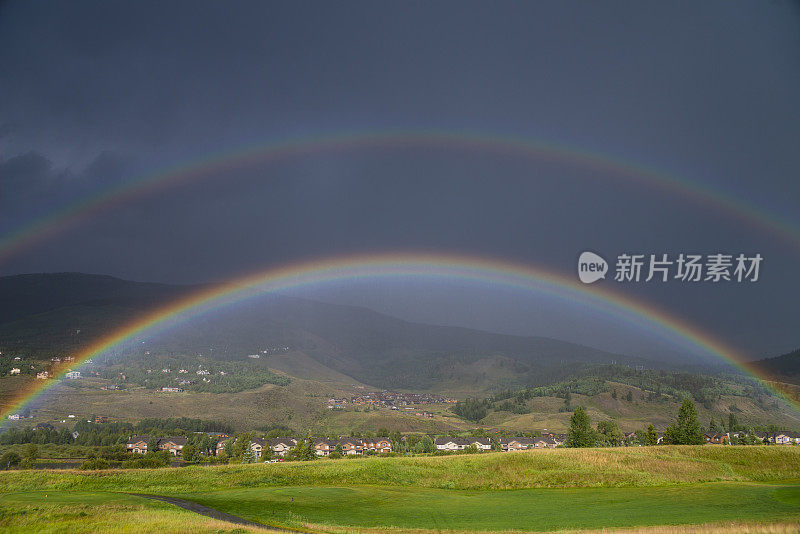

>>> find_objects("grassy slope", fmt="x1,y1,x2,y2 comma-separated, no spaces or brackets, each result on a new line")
2,447,800,493
6,373,797,434
1,448,800,533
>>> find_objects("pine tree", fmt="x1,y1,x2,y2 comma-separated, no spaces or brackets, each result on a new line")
566,406,595,447
665,399,704,445
646,424,658,446
709,418,719,433
241,444,257,463
728,412,739,432
597,420,623,446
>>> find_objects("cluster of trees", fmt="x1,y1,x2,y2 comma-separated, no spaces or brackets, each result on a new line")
451,397,489,422
565,399,736,448
457,365,782,424
0,443,40,469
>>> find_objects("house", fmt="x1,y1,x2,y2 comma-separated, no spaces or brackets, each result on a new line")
434,437,490,451
363,437,393,454
127,435,151,454
533,437,558,449
433,438,464,451
7,414,22,420
268,437,297,456
468,438,492,451
250,438,266,458
161,386,184,393
337,438,364,455
94,416,108,424
36,371,49,379
754,431,773,444
314,438,338,456
65,371,81,379
9,368,20,375
215,439,229,456
772,432,797,445
499,437,537,451
703,432,728,445
34,422,55,431
159,437,187,455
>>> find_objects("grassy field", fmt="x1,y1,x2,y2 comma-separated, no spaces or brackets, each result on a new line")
2,446,800,493
179,483,800,532
0,491,263,533
1,447,800,533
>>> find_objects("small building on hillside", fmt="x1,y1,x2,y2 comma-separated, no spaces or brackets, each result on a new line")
314,439,338,456
434,437,491,451
703,432,729,445
337,438,364,455
363,437,393,454
159,437,187,455
268,438,298,456
65,371,82,379
127,435,151,454
533,436,558,449
499,437,537,451
250,438,266,458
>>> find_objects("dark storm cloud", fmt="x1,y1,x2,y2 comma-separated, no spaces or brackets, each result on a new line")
0,0,799,360
0,152,52,199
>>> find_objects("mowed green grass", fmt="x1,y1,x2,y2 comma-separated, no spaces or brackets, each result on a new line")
180,483,800,532
1,483,798,533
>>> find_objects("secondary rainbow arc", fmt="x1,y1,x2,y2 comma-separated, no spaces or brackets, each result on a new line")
2,252,797,427
2,130,800,269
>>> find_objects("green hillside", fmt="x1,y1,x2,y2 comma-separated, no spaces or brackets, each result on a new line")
0,272,645,392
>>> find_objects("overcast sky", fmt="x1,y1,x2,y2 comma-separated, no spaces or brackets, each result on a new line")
1,1,799,363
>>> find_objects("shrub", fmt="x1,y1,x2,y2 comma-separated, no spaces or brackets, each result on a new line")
0,452,21,470
79,458,110,470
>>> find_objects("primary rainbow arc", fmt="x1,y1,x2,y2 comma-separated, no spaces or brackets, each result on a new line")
2,252,797,426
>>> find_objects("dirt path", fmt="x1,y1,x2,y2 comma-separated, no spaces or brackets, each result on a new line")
129,493,302,532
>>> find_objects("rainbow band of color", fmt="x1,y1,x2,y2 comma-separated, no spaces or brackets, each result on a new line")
2,253,798,426
2,130,800,268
